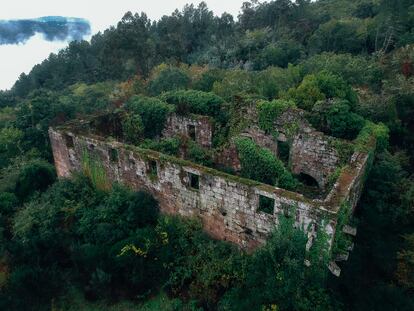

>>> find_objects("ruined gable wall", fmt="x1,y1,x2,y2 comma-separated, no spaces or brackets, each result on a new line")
275,109,340,189
289,132,339,189
49,128,336,250
229,105,341,189
240,126,278,157
162,113,213,148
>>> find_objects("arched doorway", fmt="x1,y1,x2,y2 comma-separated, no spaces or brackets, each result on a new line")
298,172,319,188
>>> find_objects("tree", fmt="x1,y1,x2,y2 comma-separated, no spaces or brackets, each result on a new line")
14,160,56,201
125,96,174,138
148,67,191,96
219,216,334,311
310,99,365,140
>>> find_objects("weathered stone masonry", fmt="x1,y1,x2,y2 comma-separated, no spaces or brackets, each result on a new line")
162,113,213,148
49,117,370,257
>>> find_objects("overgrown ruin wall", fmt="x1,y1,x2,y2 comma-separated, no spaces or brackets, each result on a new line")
162,113,213,148
275,109,341,189
49,125,370,251
234,108,341,189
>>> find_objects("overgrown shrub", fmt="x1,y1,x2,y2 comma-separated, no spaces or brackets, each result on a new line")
186,139,213,166
140,137,181,156
309,99,365,139
122,113,144,144
257,99,296,133
285,71,357,111
234,138,297,190
81,150,111,192
212,70,257,100
160,90,224,117
354,121,389,152
14,160,56,201
219,216,333,311
193,68,225,92
125,96,174,138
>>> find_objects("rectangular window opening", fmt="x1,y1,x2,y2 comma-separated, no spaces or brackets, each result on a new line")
64,134,74,148
258,195,275,215
189,172,200,190
109,148,118,162
277,140,290,165
187,124,196,141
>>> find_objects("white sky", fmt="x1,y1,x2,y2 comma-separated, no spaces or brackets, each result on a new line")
0,0,245,90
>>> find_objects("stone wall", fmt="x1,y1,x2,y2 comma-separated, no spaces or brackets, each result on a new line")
49,128,342,250
240,126,278,157
162,113,213,148
275,109,341,189
49,111,371,254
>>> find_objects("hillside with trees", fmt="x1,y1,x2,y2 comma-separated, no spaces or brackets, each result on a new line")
0,1,413,310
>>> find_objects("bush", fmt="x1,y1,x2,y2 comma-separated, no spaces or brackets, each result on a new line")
160,90,224,117
257,99,296,133
354,121,389,152
125,96,174,138
285,71,357,111
219,216,333,311
140,137,181,156
255,65,301,99
193,68,225,92
285,74,325,110
186,140,213,167
14,160,56,201
122,113,144,145
301,53,383,87
309,99,365,140
212,70,257,100
234,138,297,190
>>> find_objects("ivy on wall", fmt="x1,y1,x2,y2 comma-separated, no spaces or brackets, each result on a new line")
257,99,296,134
234,137,297,190
81,149,111,192
354,121,389,153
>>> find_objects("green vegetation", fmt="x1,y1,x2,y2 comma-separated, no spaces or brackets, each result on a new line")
125,96,174,138
81,149,112,191
122,113,144,145
309,99,365,140
235,137,297,190
354,121,390,152
257,99,296,133
0,0,413,310
160,90,224,117
284,71,357,111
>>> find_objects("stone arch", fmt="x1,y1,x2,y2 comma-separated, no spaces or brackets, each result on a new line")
298,172,320,188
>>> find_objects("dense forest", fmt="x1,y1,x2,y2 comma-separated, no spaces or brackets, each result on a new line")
0,0,413,310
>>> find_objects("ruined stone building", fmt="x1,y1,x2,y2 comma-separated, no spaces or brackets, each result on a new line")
49,101,375,276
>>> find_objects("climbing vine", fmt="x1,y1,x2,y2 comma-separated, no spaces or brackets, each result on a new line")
81,148,111,191
257,99,296,133
234,137,297,190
